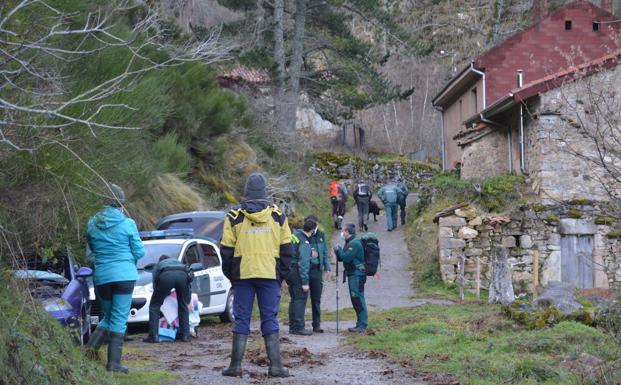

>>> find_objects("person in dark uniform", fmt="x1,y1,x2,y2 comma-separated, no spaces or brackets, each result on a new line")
220,173,293,378
143,255,192,343
287,218,315,336
353,181,372,231
306,215,330,333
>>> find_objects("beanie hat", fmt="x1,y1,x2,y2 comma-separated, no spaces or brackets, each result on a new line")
104,183,125,207
244,173,267,200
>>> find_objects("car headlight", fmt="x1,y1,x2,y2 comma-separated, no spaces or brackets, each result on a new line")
44,298,73,312
133,283,153,297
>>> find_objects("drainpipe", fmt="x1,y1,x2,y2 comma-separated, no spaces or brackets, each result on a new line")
439,108,446,170
517,70,527,174
470,62,486,109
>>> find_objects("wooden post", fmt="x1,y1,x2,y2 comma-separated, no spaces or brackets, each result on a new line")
532,250,539,299
476,257,481,301
459,256,465,302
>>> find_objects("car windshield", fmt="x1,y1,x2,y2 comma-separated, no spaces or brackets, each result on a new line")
137,243,183,270
158,217,224,241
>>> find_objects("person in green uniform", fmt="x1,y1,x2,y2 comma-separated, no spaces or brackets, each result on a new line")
334,223,367,333
287,218,315,335
143,255,192,343
306,215,330,333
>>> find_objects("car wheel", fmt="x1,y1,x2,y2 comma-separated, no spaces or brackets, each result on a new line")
219,289,234,323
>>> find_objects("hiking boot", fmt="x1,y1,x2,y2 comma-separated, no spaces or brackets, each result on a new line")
348,327,367,333
312,327,324,333
107,332,128,373
222,333,247,377
264,333,290,377
290,328,313,336
86,325,109,351
142,335,159,343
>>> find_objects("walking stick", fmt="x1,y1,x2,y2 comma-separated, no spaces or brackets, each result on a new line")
335,255,339,335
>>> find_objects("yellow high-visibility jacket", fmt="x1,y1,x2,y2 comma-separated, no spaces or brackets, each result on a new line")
220,200,292,281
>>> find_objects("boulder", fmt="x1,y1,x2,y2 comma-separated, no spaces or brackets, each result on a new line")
438,216,467,227
519,235,533,249
535,281,583,314
468,216,483,226
458,227,478,239
455,207,477,219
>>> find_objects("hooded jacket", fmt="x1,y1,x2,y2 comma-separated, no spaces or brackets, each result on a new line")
220,199,293,281
86,206,145,285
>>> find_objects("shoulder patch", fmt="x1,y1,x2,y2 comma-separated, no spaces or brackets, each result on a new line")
271,208,286,225
227,208,245,226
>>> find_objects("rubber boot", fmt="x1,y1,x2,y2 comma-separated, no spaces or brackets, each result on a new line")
107,332,128,373
264,333,290,378
222,333,247,377
86,325,109,350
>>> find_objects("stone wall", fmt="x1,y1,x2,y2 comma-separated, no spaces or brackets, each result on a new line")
438,201,619,294
310,153,437,190
461,129,510,180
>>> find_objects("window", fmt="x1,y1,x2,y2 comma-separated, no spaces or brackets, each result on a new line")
200,244,220,268
593,22,600,32
183,245,200,266
565,20,572,30
472,88,478,112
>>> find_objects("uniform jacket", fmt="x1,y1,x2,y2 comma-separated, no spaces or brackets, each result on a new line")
220,199,293,282
152,258,188,287
291,229,312,285
378,184,402,205
396,182,409,204
87,206,145,285
310,229,331,271
336,235,365,277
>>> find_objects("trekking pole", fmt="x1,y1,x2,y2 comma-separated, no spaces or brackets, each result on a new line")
335,254,339,335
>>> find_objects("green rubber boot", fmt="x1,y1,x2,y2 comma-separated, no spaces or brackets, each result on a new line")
86,325,109,350
264,333,290,378
222,333,247,377
106,332,128,374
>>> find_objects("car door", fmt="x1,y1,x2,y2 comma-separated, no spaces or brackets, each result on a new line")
198,241,228,310
180,242,211,306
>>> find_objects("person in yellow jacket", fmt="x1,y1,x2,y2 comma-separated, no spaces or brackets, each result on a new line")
221,173,293,378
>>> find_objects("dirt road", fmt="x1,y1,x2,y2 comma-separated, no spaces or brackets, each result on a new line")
125,196,451,384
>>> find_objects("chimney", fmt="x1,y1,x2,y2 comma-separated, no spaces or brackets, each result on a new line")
532,0,549,23
601,0,612,12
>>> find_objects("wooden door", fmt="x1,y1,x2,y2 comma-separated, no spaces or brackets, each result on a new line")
560,235,594,288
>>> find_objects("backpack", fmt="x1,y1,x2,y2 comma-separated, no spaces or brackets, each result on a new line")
360,232,380,276
357,183,369,196
330,181,339,197
382,185,398,204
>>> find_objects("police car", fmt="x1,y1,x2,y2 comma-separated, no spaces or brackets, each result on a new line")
91,228,234,324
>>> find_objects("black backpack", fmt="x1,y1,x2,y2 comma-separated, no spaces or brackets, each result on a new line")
360,232,380,276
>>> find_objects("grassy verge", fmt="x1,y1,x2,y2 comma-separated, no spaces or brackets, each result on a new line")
353,304,620,385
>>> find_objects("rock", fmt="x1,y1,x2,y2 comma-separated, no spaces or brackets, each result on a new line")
489,246,515,305
439,227,453,238
561,352,607,382
438,216,467,227
519,235,533,249
465,248,483,256
458,227,478,239
468,216,483,226
455,207,477,219
501,236,516,248
439,238,466,249
535,281,583,314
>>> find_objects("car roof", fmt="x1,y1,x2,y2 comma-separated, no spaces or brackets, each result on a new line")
143,238,219,246
156,211,225,225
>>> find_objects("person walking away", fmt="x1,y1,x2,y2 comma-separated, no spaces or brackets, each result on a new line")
378,183,399,231
329,180,339,218
337,181,348,218
221,173,293,378
143,255,192,343
307,215,330,333
334,223,367,333
353,180,371,231
287,218,316,335
85,184,144,373
396,179,409,226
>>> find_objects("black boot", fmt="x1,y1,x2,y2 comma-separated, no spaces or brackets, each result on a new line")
86,325,109,351
107,332,128,373
264,333,290,377
222,333,247,377
142,334,159,343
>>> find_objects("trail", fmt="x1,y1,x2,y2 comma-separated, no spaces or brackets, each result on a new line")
125,194,452,384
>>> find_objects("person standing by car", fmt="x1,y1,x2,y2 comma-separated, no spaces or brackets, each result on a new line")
353,180,372,231
287,218,315,336
143,255,192,343
220,173,293,378
306,215,330,333
334,223,367,333
85,184,144,373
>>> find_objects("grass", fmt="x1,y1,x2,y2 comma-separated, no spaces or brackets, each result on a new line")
353,304,620,385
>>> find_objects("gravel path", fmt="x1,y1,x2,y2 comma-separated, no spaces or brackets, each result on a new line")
124,194,454,384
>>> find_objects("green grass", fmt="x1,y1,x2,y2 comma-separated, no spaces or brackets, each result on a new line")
353,304,620,385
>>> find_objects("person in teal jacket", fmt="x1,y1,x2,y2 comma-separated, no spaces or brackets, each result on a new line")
287,218,315,335
306,215,330,333
334,223,367,333
85,184,144,373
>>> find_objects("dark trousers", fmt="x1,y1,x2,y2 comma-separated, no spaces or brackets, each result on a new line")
287,265,308,332
232,278,280,336
356,198,370,229
309,265,323,328
96,280,135,334
331,196,339,216
399,201,406,225
347,274,368,329
149,271,190,338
